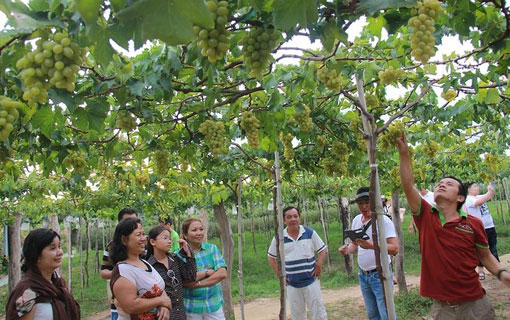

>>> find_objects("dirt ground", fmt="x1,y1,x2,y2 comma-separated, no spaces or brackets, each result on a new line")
84,254,510,320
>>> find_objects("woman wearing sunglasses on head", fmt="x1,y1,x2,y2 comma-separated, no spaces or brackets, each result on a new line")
146,225,197,320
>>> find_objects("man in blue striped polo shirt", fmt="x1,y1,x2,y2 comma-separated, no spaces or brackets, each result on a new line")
267,206,328,320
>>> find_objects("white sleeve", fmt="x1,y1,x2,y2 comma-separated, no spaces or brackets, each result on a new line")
383,216,397,238
311,230,327,253
465,195,476,208
267,237,277,258
117,264,136,285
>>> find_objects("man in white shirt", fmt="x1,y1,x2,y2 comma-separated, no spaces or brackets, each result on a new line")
339,187,398,320
267,206,328,320
464,182,499,280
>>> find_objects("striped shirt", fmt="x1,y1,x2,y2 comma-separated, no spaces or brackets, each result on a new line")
182,242,227,314
268,225,327,288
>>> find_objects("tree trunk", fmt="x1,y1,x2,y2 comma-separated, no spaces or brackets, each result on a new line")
78,216,84,299
7,212,22,294
249,202,257,254
497,181,506,225
317,198,331,270
391,192,407,295
273,151,286,320
213,202,235,320
337,196,353,275
85,217,90,287
95,220,100,273
200,209,209,243
357,75,396,320
237,178,246,320
500,179,509,225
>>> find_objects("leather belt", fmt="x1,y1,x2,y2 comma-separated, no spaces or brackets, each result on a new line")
435,299,460,308
360,268,378,275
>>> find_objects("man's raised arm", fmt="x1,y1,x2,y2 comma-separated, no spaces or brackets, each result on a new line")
396,132,421,213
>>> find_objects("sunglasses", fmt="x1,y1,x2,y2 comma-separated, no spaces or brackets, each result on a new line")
166,269,180,287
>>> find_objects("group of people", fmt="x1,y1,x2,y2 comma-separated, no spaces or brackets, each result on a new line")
4,131,510,320
6,208,228,320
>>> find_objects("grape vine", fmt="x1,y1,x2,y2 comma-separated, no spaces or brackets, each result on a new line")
199,120,229,156
239,111,260,148
408,0,443,64
16,31,86,106
193,0,230,63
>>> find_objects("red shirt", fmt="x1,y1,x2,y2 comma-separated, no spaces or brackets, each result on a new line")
414,198,489,303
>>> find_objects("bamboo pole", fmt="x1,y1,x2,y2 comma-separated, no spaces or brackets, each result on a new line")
237,176,246,320
274,151,286,320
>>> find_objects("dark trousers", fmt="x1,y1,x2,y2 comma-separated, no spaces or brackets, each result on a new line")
479,227,499,266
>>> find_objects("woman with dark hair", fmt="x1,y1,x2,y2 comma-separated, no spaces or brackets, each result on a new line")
146,225,197,319
109,218,171,320
181,218,227,320
5,228,80,320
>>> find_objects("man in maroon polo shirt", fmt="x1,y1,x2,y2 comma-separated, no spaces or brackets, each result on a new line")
396,133,510,319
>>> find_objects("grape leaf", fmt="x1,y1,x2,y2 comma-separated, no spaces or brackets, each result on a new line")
31,105,55,138
272,0,318,30
76,0,103,25
359,0,415,15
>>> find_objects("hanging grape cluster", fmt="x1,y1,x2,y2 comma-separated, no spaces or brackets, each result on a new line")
193,0,230,63
349,114,366,147
199,120,229,156
422,140,439,158
316,66,342,91
63,152,87,174
408,0,443,64
0,96,22,142
239,111,260,148
240,27,280,77
136,171,150,188
484,153,499,174
280,133,294,161
379,121,404,150
478,171,493,183
441,89,456,102
160,178,171,190
293,106,313,132
154,150,169,176
322,141,349,176
378,66,405,85
317,135,328,147
116,111,137,132
15,31,86,106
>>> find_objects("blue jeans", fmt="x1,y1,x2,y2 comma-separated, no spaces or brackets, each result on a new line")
358,269,394,320
111,309,118,320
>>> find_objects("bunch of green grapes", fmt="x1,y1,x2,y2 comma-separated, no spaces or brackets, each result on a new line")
422,140,439,158
484,153,499,173
239,27,280,77
441,89,456,102
323,141,349,176
293,106,313,132
199,120,228,156
349,114,366,146
63,152,87,174
365,94,380,109
478,171,493,184
180,158,190,171
316,66,342,91
239,111,260,148
136,171,150,188
16,31,86,106
116,111,137,131
180,185,189,198
317,135,328,147
193,0,230,63
379,121,404,150
322,157,347,177
154,150,169,176
160,178,171,189
378,66,405,85
389,166,401,186
408,0,443,64
0,96,22,142
280,133,294,161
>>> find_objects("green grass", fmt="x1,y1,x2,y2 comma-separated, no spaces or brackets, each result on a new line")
0,199,509,317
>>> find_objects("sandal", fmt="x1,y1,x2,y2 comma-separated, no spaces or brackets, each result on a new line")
478,271,485,280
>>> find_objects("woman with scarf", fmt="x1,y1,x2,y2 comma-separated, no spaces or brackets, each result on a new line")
5,228,80,320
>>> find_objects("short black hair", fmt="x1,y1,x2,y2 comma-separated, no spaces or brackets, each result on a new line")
158,216,173,226
464,181,476,191
442,175,467,211
283,206,300,219
117,207,138,222
21,228,60,272
110,218,142,264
